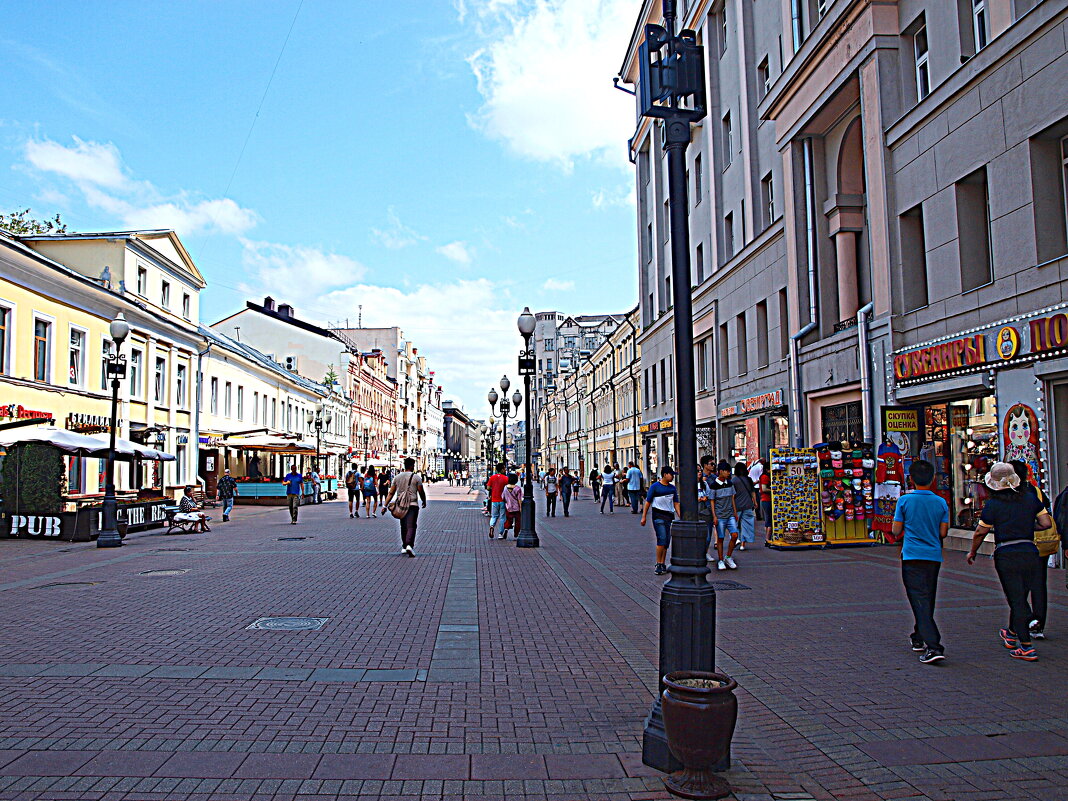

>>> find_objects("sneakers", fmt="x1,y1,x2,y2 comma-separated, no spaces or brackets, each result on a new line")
223,515,229,522
1029,620,1046,640
349,513,354,519
717,560,727,571
999,628,1019,649
489,527,495,539
498,533,506,539
654,563,667,575
1009,645,1038,660
919,648,945,664
738,543,745,550
404,545,415,558
910,636,925,652
724,556,738,569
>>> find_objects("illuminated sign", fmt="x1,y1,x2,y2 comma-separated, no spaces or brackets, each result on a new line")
720,389,784,417
893,335,987,380
639,418,673,434
0,404,51,421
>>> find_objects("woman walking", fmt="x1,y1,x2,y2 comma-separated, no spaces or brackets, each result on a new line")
385,457,427,557
559,467,576,517
966,462,1053,661
362,466,378,518
376,469,392,515
732,462,757,550
600,464,616,514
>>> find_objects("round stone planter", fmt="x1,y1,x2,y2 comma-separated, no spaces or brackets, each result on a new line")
661,670,738,800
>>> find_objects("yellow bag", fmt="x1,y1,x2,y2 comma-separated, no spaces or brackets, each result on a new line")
1035,487,1059,558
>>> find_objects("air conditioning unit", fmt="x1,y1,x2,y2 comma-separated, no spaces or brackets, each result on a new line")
284,356,296,371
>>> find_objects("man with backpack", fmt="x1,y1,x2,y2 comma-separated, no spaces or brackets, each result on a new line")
344,463,362,518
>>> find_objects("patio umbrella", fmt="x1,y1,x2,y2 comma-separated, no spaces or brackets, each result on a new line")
0,426,113,456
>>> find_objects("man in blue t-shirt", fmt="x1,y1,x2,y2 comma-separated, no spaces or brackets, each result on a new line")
641,466,681,576
626,462,644,514
892,459,949,664
282,464,304,525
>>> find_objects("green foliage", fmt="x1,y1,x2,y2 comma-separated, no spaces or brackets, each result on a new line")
0,208,68,235
323,364,339,387
0,443,66,515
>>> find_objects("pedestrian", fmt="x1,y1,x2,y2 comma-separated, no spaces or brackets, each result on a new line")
216,468,238,523
559,466,576,516
747,458,763,487
486,462,509,539
626,461,644,514
377,469,392,515
710,460,739,570
600,464,616,514
544,466,559,517
1009,459,1060,641
641,466,680,575
614,464,627,507
890,459,949,664
732,462,757,551
698,455,716,548
362,466,378,518
344,462,362,518
758,458,772,536
966,461,1053,661
384,457,426,557
589,468,601,501
176,485,211,531
310,466,322,504
282,464,304,524
503,473,523,538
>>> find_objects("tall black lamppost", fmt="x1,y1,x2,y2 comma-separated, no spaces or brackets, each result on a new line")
516,308,538,548
97,312,130,549
510,389,522,468
493,375,516,467
307,402,333,470
635,0,720,779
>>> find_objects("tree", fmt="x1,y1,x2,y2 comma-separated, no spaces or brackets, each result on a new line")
323,364,339,387
1,443,66,515
0,208,69,235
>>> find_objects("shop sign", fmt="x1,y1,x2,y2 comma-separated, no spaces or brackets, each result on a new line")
0,404,51,421
8,515,62,538
719,389,784,418
176,434,189,444
639,417,673,434
893,335,987,380
882,407,919,432
66,413,115,433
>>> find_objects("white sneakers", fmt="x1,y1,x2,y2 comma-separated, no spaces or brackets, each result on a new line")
404,545,415,558
717,560,727,570
725,556,738,569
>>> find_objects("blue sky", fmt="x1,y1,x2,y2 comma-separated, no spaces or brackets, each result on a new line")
0,0,639,411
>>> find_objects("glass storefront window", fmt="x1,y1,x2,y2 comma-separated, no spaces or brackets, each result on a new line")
948,398,998,529
772,415,789,448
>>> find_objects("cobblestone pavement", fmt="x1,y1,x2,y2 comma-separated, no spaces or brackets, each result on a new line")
1,482,1066,800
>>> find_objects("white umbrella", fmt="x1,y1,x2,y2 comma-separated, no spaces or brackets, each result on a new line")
0,426,111,456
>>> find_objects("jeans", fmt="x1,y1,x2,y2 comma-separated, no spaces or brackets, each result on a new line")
287,494,300,522
400,506,419,548
600,485,614,512
715,516,739,539
489,501,506,531
561,490,572,516
651,515,672,547
760,500,772,535
222,497,234,518
737,509,755,543
902,559,942,653
629,489,642,513
994,547,1039,642
545,492,557,516
1029,551,1048,630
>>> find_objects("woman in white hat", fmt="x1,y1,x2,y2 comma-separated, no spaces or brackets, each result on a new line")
966,461,1053,661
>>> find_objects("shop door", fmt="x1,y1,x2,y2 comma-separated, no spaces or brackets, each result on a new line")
1051,384,1068,494
821,402,863,444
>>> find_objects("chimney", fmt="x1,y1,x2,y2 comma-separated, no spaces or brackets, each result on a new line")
278,303,293,318
263,296,275,311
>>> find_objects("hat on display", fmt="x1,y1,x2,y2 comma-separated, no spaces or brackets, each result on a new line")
984,462,1020,491
862,458,875,469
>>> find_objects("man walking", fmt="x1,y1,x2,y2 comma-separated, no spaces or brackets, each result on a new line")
891,459,949,664
710,461,739,570
559,467,576,517
486,462,509,539
216,468,238,523
344,462,362,518
544,467,559,517
282,464,304,524
310,467,322,504
384,457,427,557
641,466,680,575
626,461,644,514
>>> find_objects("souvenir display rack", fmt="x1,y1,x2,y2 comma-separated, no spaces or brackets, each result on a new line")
767,447,822,549
815,441,881,547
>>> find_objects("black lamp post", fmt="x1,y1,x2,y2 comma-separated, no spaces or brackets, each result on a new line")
511,389,522,468
635,0,719,776
516,307,538,548
307,402,333,471
97,312,130,549
495,375,514,467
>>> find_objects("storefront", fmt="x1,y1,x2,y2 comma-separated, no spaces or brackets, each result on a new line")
640,417,673,477
889,303,1068,533
718,389,789,466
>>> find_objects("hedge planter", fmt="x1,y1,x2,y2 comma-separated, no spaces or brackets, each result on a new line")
661,670,738,800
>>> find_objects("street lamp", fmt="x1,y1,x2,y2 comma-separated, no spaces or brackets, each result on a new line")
636,0,719,782
307,402,333,474
97,312,130,548
495,375,514,468
511,389,522,466
516,307,538,548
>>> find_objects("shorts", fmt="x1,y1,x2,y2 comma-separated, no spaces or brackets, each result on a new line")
651,515,672,547
715,517,740,539
347,487,359,501
363,488,378,498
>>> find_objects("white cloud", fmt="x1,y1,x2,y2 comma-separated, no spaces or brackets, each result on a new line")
371,207,426,249
21,136,258,235
463,0,637,169
542,277,574,291
436,240,474,264
240,239,368,297
592,184,635,209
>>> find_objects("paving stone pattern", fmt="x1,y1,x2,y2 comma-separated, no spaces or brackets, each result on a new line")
0,483,1066,799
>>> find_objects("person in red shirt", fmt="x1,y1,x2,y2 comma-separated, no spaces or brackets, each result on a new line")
486,463,510,539
758,458,772,538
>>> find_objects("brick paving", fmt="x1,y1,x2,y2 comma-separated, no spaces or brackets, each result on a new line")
0,482,1066,800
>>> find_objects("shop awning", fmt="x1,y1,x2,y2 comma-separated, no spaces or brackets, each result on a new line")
0,427,175,461
224,435,317,454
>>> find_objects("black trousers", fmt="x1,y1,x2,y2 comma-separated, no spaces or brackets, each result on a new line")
545,493,557,516
1028,551,1048,630
400,506,419,548
994,548,1038,642
901,559,942,653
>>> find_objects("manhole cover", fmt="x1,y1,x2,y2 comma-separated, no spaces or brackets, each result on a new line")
33,581,101,589
277,536,310,541
247,617,329,631
711,580,751,591
138,569,190,576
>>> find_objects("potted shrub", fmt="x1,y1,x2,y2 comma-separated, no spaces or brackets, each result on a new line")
660,670,738,800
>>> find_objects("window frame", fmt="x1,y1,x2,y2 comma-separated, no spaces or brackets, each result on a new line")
129,346,144,398
32,314,54,384
161,280,170,309
972,0,988,51
210,377,219,415
758,56,771,100
176,363,187,408
154,355,168,405
182,293,191,320
914,21,931,100
68,324,88,388
136,266,148,296
0,300,13,376
722,111,733,168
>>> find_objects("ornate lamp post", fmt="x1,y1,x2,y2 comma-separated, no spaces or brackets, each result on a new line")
515,307,538,548
511,389,522,467
97,312,130,549
306,403,333,470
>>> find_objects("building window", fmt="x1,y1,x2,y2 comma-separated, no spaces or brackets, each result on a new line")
210,377,219,414
271,398,277,427
956,166,993,291
67,456,84,494
694,153,703,203
719,322,730,380
224,382,232,417
914,20,931,100
719,8,728,55
660,358,667,403
696,339,708,390
650,362,658,406
68,328,85,386
182,293,190,320
724,212,735,259
761,172,776,225
722,112,733,167
253,391,260,423
546,358,553,372
1029,132,1068,262
736,312,748,374
33,319,51,382
0,305,9,374
665,274,672,310
176,364,187,408
161,281,170,309
154,356,167,404
545,338,555,351
130,348,143,397
756,301,769,368
758,56,770,99
972,0,988,51
175,444,187,484
778,289,790,360
900,204,929,311
137,267,147,296
696,242,705,283
237,386,244,420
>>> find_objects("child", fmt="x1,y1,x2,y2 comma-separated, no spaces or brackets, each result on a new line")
891,459,949,664
503,474,523,539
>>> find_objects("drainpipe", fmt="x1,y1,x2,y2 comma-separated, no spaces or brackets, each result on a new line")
790,138,819,446
857,301,874,442
192,341,213,493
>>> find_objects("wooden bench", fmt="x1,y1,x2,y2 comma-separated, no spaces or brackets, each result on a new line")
163,506,211,535
192,489,219,508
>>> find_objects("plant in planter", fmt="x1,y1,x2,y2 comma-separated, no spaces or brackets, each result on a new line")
660,670,738,800
1,443,65,516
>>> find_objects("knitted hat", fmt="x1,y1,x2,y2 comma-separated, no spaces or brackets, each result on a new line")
984,462,1020,491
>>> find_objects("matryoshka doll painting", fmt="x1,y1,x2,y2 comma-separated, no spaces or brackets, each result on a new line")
1002,403,1041,483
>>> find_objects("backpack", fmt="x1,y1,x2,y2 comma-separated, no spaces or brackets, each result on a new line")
364,476,376,492
345,471,358,489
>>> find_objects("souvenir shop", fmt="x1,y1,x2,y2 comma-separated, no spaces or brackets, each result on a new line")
886,302,1068,535
718,389,789,466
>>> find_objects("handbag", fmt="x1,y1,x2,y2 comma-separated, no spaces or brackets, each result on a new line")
1035,487,1060,557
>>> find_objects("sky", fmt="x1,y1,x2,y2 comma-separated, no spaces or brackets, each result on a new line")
0,0,641,414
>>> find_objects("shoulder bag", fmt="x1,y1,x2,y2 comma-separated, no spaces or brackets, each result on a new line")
389,473,414,519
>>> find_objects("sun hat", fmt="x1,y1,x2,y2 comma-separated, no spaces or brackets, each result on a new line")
984,461,1020,491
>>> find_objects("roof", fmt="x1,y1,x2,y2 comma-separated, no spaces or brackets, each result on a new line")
199,325,333,399
232,299,350,345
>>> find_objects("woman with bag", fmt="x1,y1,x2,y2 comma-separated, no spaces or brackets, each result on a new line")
1010,461,1058,640
362,466,379,518
384,457,427,557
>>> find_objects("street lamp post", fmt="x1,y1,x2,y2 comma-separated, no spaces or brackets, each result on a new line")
635,0,720,780
97,312,130,549
307,403,333,473
511,390,522,468
515,308,538,548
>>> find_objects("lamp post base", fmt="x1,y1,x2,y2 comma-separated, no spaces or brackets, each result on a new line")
516,497,539,548
96,528,123,548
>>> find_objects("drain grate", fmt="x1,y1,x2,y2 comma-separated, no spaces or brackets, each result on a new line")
711,580,751,591
247,617,329,631
33,581,101,589
138,569,190,576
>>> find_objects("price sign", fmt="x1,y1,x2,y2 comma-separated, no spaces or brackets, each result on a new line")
812,533,825,542
788,464,805,477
